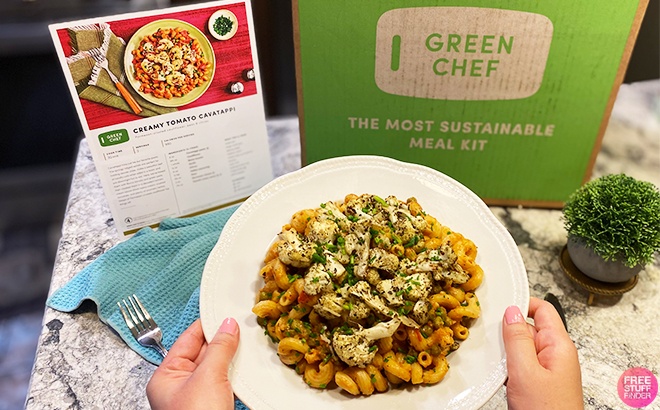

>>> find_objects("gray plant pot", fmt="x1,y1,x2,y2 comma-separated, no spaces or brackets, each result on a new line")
567,235,642,283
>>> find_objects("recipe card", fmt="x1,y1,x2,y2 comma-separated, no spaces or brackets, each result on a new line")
50,0,272,236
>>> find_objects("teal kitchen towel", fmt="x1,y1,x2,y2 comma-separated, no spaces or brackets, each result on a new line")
47,205,238,366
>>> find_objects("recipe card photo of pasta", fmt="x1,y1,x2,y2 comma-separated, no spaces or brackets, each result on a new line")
252,193,484,396
123,19,215,107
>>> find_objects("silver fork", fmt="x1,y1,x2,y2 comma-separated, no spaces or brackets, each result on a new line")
87,48,142,114
118,294,168,358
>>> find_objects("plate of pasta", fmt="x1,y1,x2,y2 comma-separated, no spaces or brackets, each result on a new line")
200,155,528,410
123,19,215,107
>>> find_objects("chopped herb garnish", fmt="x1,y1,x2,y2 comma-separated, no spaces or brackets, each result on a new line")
404,235,420,248
311,252,326,264
374,195,388,207
404,355,417,364
212,15,234,37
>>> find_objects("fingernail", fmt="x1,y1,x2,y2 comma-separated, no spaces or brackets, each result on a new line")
504,305,525,325
218,317,238,335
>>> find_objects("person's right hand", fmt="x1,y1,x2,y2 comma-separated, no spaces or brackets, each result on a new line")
502,297,584,409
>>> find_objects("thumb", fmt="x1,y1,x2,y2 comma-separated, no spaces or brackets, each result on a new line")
198,317,240,377
502,305,539,375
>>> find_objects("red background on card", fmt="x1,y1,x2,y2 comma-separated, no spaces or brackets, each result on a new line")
56,2,257,130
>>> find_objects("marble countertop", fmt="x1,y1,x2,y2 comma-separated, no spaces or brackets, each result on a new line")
26,80,659,409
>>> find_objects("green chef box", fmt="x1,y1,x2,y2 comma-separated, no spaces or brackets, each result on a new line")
293,0,648,207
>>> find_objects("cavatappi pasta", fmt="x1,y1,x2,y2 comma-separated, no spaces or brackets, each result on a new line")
131,27,211,99
252,194,483,395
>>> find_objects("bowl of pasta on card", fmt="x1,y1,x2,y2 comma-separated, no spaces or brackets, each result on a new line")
200,155,528,410
124,19,215,107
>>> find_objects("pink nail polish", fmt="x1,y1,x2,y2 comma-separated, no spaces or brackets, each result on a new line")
504,306,525,325
219,317,238,335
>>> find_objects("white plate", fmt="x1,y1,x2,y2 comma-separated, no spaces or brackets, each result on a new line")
200,155,528,410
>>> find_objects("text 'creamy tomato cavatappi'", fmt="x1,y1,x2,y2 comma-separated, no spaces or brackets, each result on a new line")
252,194,483,395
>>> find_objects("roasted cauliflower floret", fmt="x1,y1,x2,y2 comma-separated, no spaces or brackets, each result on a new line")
410,299,432,325
393,216,419,244
305,218,338,244
343,233,361,255
347,299,371,322
401,245,468,284
348,281,393,317
277,229,315,268
353,232,371,279
435,264,470,285
331,319,400,367
317,201,350,230
303,263,333,296
331,332,375,368
314,292,345,319
364,268,382,286
376,279,404,307
323,252,347,283
426,245,458,269
368,248,399,273
400,272,433,301
344,194,375,219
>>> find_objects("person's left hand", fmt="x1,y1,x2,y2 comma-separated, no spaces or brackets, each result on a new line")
146,317,240,410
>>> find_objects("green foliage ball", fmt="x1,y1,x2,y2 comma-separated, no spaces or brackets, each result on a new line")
563,174,660,268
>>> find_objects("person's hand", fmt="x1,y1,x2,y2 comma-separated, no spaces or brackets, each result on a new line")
502,297,583,410
146,317,240,410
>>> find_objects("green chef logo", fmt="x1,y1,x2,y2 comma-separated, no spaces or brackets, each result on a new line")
98,129,129,147
375,7,554,100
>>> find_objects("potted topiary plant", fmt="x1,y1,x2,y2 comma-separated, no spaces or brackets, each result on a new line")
562,173,660,283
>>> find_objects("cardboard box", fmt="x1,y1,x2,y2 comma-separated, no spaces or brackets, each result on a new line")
293,0,648,207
